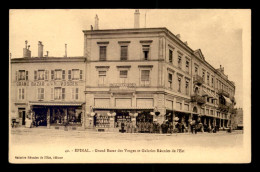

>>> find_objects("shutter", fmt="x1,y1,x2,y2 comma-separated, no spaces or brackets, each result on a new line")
80,70,83,80
26,71,28,80
68,70,71,80
71,88,74,99
15,71,18,81
51,70,54,80
45,70,48,80
34,70,37,80
62,88,65,100
76,88,79,99
51,88,54,100
62,70,65,80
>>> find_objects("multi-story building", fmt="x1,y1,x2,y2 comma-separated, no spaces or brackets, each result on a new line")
10,41,86,129
83,10,236,131
10,10,236,132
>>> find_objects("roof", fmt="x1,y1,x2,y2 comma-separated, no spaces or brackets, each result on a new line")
11,57,86,63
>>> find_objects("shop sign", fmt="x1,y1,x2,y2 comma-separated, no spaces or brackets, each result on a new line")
96,116,110,128
16,81,29,86
30,81,79,87
116,115,131,123
110,83,136,90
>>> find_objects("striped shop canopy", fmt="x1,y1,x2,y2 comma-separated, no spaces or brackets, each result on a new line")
29,101,84,106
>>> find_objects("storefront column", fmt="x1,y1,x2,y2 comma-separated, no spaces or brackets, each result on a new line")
82,104,85,128
219,119,222,128
208,118,211,128
64,108,68,124
222,118,225,128
47,108,50,128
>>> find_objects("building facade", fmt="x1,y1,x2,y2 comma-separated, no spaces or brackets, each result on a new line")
10,41,87,129
10,10,236,132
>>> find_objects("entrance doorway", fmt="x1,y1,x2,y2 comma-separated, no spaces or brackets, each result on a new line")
18,108,26,125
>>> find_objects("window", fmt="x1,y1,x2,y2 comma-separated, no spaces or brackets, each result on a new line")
178,56,182,68
210,110,214,116
55,70,62,80
169,49,173,63
206,109,209,115
18,70,26,80
37,70,45,80
72,69,80,80
178,77,181,92
99,46,107,61
211,77,214,87
186,61,189,73
62,70,66,80
207,73,210,85
207,97,210,102
195,66,198,75
98,71,106,85
142,45,150,60
168,73,172,89
119,70,128,83
54,87,65,100
37,88,44,100
18,88,25,100
141,70,150,86
211,99,214,104
185,81,189,95
72,88,79,100
120,46,128,60
202,71,205,81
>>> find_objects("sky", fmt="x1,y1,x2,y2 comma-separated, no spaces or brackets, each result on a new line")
9,9,250,109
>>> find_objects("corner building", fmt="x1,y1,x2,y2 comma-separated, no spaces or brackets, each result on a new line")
10,45,87,129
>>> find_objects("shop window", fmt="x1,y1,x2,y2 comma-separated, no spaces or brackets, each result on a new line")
168,73,172,89
37,88,44,100
140,70,150,86
18,88,25,100
72,69,80,80
120,46,128,60
72,88,79,100
99,46,107,61
169,49,173,63
98,71,106,85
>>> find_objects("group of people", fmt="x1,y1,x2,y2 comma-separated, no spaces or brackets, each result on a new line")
117,121,162,133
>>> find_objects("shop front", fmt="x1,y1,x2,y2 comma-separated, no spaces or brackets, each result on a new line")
91,107,155,132
29,101,84,129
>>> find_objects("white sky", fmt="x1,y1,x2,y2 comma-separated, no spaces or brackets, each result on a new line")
9,9,250,109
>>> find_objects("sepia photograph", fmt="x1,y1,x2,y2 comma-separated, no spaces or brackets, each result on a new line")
9,9,251,163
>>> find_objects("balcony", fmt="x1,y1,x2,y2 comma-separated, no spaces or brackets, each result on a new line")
193,75,204,86
191,94,206,104
217,89,230,97
217,104,229,112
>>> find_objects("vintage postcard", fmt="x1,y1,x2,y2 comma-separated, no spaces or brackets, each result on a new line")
9,9,251,163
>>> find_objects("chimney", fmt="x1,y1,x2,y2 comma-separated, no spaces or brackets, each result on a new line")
91,25,93,30
65,44,67,57
38,41,44,57
184,41,188,45
176,34,181,39
134,9,140,28
94,15,99,30
23,40,31,58
44,51,49,57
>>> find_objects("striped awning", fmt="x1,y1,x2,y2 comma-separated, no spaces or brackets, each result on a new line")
92,106,155,110
29,101,84,106
223,95,232,105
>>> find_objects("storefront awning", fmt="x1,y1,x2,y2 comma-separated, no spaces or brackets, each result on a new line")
173,109,199,115
92,106,155,110
223,95,232,105
29,101,84,106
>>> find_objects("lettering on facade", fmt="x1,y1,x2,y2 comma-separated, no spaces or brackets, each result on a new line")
16,81,29,86
29,81,80,87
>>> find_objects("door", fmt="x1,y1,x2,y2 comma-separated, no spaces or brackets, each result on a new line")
22,111,26,125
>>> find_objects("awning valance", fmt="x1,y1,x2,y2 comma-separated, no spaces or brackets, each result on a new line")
92,106,154,110
29,101,84,106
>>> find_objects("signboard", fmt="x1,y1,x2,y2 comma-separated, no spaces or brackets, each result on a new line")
116,115,131,123
16,80,82,87
96,116,110,128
